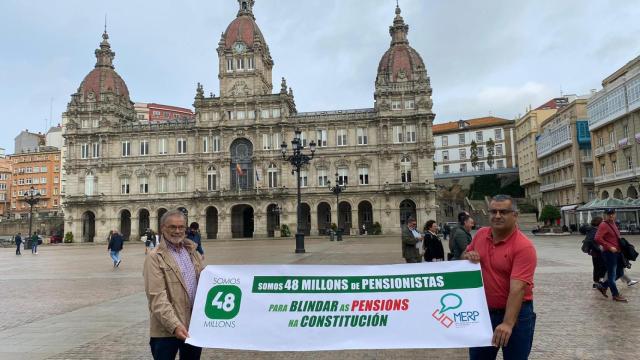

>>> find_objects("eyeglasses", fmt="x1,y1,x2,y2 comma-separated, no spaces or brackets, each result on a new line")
165,225,186,231
489,209,514,216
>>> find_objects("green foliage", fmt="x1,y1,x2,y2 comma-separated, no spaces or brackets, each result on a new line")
64,232,74,243
486,138,495,169
280,224,291,237
470,141,479,169
468,175,526,200
517,202,538,214
371,222,382,235
539,205,561,225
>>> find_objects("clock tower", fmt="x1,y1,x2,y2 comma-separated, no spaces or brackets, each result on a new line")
218,0,273,98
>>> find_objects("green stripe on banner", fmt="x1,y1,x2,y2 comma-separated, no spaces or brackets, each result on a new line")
252,271,483,293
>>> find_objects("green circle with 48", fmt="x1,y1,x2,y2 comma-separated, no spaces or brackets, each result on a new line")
204,285,242,319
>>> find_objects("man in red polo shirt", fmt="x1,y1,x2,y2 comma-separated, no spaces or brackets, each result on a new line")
463,194,537,360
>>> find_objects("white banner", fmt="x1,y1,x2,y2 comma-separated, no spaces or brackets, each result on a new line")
186,262,493,351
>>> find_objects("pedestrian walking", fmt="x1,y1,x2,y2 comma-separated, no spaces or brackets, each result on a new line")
595,208,629,302
401,217,423,263
450,215,474,260
186,222,204,260
144,209,204,360
145,229,155,255
31,232,39,254
108,230,124,268
423,220,445,262
464,194,537,359
15,232,22,255
583,217,607,292
442,223,450,240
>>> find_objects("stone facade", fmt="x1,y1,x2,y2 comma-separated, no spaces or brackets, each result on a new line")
61,1,436,242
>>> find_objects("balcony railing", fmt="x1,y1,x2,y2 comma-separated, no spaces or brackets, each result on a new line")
605,143,617,153
594,167,640,185
540,178,576,192
538,158,573,175
594,146,605,157
581,155,593,163
581,177,594,184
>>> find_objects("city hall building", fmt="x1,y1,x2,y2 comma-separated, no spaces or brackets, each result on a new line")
62,1,436,241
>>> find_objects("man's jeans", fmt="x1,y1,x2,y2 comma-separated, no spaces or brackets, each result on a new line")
469,302,536,360
602,251,623,296
32,243,38,254
149,337,201,360
110,250,120,264
16,243,21,255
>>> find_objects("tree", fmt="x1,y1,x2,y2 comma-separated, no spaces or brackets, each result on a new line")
539,205,561,226
486,138,495,169
470,140,479,170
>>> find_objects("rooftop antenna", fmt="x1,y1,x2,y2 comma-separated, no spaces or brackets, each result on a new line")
104,13,107,33
560,85,563,97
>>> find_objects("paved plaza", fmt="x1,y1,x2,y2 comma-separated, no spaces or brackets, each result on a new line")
0,234,638,360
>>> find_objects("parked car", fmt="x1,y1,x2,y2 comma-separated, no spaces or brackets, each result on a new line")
50,234,62,244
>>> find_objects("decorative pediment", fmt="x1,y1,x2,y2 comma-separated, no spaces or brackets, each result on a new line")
154,165,169,177
134,165,152,177
173,165,189,176
99,117,112,128
354,156,371,168
314,158,329,170
66,119,79,130
118,167,132,179
334,158,350,169
229,81,251,97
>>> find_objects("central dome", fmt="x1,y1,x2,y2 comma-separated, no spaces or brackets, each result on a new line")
222,0,267,50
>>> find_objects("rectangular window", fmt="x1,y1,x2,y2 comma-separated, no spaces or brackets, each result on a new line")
272,108,281,118
391,100,401,110
477,162,485,171
177,138,187,154
202,136,209,153
460,163,467,172
337,129,347,146
41,177,46,184
33,166,39,173
121,178,130,194
393,126,403,143
317,169,328,187
442,150,449,161
458,133,465,144
443,165,450,174
358,167,369,185
357,128,368,145
263,133,272,150
268,169,278,188
624,124,629,138
442,136,450,147
612,161,618,172
207,172,217,191
299,131,307,147
247,110,255,119
177,175,187,192
81,144,89,159
316,129,327,147
158,138,167,155
476,131,483,142
236,110,245,120
158,177,167,193
261,109,270,119
300,170,308,187
140,140,149,156
247,56,254,69
495,144,503,156
404,100,415,109
478,147,484,158
139,177,149,194
236,57,244,70
41,166,47,172
213,135,221,152
406,125,416,143
40,189,46,196
338,168,348,185
495,129,503,140
600,163,606,175
459,148,467,159
91,143,100,158
497,160,505,168
628,156,633,169
81,119,89,128
226,58,233,72
33,178,39,184
54,176,59,183
121,141,131,157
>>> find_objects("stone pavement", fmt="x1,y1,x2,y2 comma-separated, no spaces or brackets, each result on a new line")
0,234,638,360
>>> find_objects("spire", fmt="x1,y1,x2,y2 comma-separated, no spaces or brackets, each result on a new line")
237,0,255,18
94,29,115,69
389,3,409,45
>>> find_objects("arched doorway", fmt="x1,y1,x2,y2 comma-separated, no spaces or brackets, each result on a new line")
338,202,352,235
82,211,95,242
601,191,609,200
614,188,623,199
232,204,254,238
205,207,218,239
157,208,167,231
358,201,373,234
139,209,150,237
299,203,311,236
230,138,254,191
266,204,281,237
120,210,131,240
628,186,638,199
399,199,416,225
317,202,331,235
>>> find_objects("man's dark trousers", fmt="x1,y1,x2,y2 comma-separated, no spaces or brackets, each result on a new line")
469,302,536,360
150,337,202,360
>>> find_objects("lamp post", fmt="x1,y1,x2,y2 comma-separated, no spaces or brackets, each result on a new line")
327,172,346,225
281,129,316,253
24,186,41,241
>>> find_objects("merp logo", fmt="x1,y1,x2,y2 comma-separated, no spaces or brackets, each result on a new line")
431,293,462,328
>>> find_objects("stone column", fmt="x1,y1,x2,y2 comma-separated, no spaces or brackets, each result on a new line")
253,210,268,238
217,212,232,239
150,214,159,233
310,208,319,236
350,207,358,235
130,216,139,242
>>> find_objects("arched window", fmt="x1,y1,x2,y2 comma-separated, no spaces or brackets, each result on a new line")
401,156,412,183
207,166,217,191
268,164,278,188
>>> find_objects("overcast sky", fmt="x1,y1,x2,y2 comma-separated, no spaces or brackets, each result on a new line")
1,0,640,153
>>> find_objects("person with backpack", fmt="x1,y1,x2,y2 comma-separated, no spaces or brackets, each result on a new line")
582,217,607,293
595,209,628,302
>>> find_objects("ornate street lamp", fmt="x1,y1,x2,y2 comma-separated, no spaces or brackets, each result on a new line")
281,129,316,253
327,172,346,240
24,186,41,239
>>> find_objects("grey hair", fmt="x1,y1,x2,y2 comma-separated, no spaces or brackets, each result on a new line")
160,209,187,227
490,194,518,212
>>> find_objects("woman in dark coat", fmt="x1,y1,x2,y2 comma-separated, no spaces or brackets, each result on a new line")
423,220,445,262
586,216,608,295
